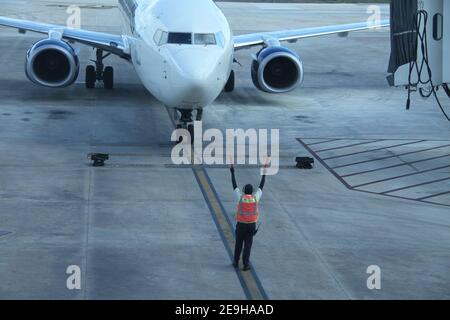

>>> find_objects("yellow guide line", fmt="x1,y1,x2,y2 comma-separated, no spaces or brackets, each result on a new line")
165,106,267,299
193,166,267,300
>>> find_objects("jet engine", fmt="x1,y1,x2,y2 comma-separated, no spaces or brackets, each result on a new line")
25,38,79,88
251,46,304,93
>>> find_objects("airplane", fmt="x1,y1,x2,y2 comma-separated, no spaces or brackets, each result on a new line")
0,0,389,140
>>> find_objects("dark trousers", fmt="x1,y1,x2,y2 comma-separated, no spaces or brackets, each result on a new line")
234,222,256,267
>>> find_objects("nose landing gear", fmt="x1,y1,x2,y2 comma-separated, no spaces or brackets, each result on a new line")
85,49,114,90
173,108,203,144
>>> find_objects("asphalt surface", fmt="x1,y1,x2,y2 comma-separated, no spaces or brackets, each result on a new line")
0,1,449,299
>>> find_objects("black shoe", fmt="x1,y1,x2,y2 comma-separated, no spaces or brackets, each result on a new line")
243,265,251,271
232,262,239,268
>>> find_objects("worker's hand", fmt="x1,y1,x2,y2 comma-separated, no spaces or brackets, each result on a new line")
261,158,270,175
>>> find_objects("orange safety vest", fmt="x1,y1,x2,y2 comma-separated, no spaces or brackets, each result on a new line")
236,194,259,223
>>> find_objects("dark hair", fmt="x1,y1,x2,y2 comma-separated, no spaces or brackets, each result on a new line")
243,184,254,195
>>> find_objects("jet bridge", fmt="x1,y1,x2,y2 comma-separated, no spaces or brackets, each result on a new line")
387,0,450,120
387,0,450,87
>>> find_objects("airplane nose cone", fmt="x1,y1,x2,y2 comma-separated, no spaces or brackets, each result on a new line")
174,48,216,75
182,67,209,94
171,49,218,103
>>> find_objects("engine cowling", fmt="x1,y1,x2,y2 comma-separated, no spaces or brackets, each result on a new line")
25,39,79,88
251,46,304,93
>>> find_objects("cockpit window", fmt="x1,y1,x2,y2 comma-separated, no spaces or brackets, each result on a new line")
215,31,225,48
154,31,219,46
194,33,216,45
153,29,168,46
168,32,192,44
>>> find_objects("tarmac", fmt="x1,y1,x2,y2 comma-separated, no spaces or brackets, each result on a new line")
0,1,449,299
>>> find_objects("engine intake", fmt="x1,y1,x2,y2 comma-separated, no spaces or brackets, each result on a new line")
25,39,79,88
251,46,304,93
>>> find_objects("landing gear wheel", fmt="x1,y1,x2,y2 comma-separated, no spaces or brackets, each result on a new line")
176,124,183,144
86,49,113,90
196,108,203,121
224,70,235,92
174,109,197,145
85,65,96,89
188,124,195,145
104,66,114,90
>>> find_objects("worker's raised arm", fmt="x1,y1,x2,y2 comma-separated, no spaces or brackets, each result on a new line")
259,174,266,191
259,161,269,190
230,164,238,190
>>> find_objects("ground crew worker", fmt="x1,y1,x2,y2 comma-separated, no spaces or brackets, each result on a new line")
230,163,267,271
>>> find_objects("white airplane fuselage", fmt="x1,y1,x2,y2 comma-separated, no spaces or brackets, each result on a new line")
118,0,234,110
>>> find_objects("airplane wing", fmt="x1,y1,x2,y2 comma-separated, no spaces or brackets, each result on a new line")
233,20,390,50
0,16,130,58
